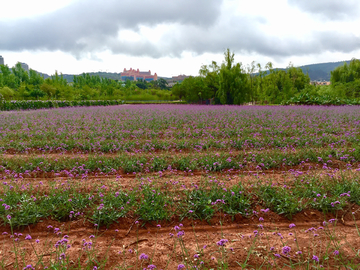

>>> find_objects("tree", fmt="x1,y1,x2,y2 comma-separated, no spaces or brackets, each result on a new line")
246,61,256,103
40,83,57,98
136,79,148,90
171,82,186,99
178,76,207,102
0,65,17,89
0,87,15,100
331,58,360,84
157,78,168,90
29,88,45,99
217,48,250,104
12,62,29,87
199,61,220,103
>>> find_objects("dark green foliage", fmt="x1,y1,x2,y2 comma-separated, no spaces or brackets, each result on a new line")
221,184,252,216
40,191,91,221
257,185,303,219
181,188,216,221
135,186,172,222
90,190,132,227
0,99,124,111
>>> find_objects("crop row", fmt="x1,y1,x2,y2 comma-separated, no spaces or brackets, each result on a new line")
1,172,359,228
1,147,359,174
1,132,359,154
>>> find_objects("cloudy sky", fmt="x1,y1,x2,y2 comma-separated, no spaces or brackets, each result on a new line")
1,0,359,77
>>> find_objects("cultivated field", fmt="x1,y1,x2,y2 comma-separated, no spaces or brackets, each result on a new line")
1,104,360,269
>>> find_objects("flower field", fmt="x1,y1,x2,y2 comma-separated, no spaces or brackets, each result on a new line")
1,104,360,269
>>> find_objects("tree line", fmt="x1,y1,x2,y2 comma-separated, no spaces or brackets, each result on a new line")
172,49,360,104
1,50,359,104
0,63,172,101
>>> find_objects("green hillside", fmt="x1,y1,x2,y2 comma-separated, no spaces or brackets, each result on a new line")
299,60,353,81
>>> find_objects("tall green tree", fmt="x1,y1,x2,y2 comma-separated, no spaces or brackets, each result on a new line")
217,49,250,104
199,61,220,103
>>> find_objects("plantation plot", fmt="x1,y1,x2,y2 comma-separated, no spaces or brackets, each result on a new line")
1,105,360,269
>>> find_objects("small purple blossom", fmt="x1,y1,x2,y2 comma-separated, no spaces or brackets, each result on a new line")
282,246,291,254
139,253,149,260
312,255,319,262
216,239,229,246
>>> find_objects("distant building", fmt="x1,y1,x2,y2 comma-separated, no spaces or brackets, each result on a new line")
0,55,4,66
311,80,330,86
120,68,157,81
166,74,190,87
171,74,189,82
20,62,29,72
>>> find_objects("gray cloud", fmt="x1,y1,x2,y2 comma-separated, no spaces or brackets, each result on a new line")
0,0,359,60
0,0,221,56
288,0,360,20
154,16,360,59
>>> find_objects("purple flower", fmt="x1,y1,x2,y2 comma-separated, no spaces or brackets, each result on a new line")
147,265,157,269
333,250,339,256
59,253,66,260
216,239,229,246
289,223,296,228
177,264,185,270
6,215,11,220
139,253,149,260
22,265,35,270
312,255,319,262
25,234,32,240
282,246,291,254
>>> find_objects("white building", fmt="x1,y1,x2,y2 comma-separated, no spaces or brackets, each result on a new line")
20,62,29,72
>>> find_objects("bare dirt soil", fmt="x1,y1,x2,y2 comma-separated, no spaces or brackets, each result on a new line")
1,208,360,269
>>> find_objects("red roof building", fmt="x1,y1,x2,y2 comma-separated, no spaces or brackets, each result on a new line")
120,68,158,81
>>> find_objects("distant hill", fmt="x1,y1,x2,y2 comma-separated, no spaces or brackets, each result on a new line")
298,60,353,81
35,60,355,82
